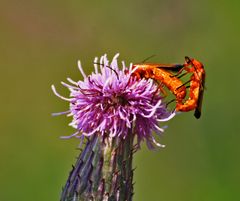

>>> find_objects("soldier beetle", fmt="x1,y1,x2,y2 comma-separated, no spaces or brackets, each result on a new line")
132,56,205,119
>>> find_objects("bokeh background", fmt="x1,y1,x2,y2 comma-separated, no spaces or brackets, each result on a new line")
1,0,239,200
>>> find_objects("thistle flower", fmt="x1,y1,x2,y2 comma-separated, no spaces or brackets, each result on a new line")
52,53,175,201
52,53,175,148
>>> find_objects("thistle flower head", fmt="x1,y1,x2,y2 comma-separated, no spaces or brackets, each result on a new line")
52,54,175,148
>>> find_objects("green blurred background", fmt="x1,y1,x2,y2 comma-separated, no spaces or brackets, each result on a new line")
1,0,239,200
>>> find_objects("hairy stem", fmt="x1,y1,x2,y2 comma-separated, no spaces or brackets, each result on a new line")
60,129,135,201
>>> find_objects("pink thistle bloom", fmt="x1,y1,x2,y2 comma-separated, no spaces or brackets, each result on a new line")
52,53,175,148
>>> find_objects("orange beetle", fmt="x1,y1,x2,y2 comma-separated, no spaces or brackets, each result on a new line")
132,56,205,119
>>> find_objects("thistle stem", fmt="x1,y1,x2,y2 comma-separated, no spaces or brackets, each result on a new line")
60,129,135,201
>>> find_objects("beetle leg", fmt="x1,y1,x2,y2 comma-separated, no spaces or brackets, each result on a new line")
176,80,191,90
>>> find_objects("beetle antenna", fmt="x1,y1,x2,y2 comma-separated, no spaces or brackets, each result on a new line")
141,54,157,63
94,62,119,80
